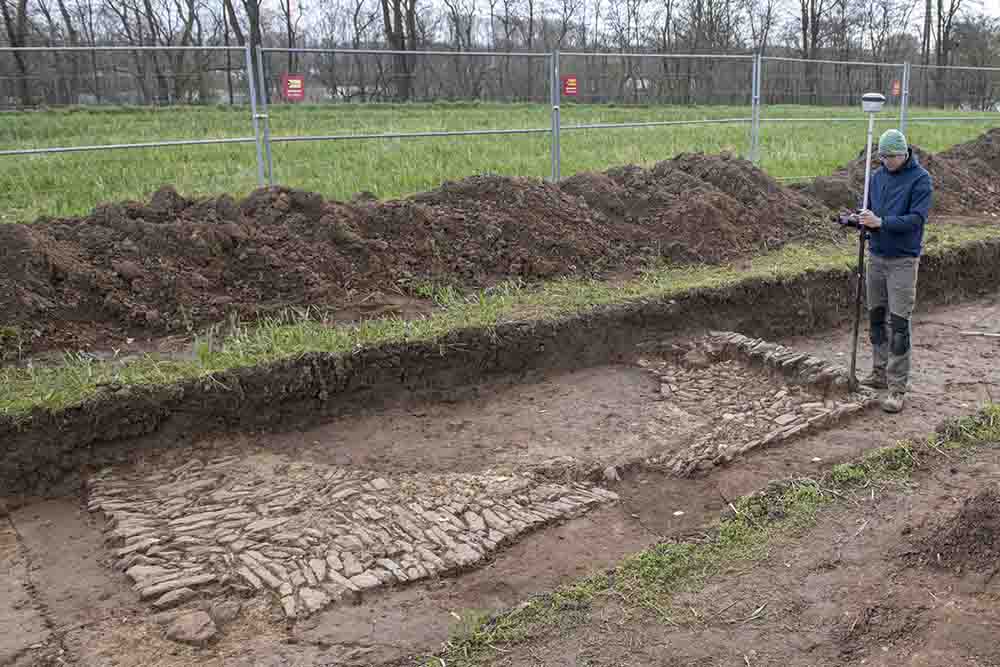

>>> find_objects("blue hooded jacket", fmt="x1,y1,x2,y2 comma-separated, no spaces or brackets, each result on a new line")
866,149,933,258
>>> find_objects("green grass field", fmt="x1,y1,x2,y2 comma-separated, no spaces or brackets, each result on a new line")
1,102,997,222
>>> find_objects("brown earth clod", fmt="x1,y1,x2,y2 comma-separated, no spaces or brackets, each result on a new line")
908,484,1000,575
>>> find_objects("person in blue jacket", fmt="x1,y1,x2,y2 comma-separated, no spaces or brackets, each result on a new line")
857,129,933,413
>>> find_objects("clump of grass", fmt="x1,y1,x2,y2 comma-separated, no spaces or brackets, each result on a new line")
830,442,918,486
0,325,24,360
436,403,1000,666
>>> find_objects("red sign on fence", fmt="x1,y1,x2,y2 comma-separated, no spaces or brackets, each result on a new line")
891,79,901,96
282,74,305,102
561,75,579,97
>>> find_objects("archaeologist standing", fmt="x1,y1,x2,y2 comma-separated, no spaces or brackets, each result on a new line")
858,129,933,413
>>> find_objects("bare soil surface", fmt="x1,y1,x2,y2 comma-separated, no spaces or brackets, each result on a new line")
796,128,1000,217
908,484,1000,575
1,153,831,357
493,449,1000,667
3,295,999,667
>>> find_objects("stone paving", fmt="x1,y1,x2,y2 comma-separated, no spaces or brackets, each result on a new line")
86,454,618,625
84,330,879,641
641,332,878,476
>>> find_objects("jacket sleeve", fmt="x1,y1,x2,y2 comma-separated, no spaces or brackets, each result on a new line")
882,173,932,234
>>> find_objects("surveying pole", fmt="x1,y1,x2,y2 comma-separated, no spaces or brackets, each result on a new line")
848,92,886,392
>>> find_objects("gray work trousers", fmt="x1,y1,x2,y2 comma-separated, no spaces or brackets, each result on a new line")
866,254,919,393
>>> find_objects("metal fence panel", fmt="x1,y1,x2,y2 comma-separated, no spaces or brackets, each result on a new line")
3,45,1000,223
0,46,264,224
761,57,906,108
910,64,1000,111
558,52,754,106
0,46,253,109
259,47,551,105
255,48,556,190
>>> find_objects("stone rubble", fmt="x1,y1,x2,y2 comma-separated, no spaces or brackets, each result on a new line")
87,456,619,624
705,331,853,393
165,610,217,646
640,332,878,477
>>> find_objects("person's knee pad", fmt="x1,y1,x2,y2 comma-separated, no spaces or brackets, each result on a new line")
869,306,887,345
890,313,910,355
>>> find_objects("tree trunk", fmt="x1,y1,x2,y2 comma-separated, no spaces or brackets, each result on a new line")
1,0,32,106
224,13,234,105
380,0,413,101
56,0,82,104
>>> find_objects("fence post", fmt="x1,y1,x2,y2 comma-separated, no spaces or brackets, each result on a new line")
245,45,265,187
550,50,561,182
749,53,756,163
750,52,763,164
255,44,275,185
899,61,911,134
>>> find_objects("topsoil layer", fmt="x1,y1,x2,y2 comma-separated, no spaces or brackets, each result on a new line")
1,152,832,355
910,485,1000,574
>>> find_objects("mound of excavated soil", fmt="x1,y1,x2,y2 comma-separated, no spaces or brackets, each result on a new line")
797,138,1000,216
561,153,834,264
939,127,1000,176
911,485,1000,574
1,154,834,355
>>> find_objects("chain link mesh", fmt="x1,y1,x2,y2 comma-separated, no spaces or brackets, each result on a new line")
0,48,251,109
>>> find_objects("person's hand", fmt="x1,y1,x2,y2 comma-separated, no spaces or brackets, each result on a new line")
859,209,882,229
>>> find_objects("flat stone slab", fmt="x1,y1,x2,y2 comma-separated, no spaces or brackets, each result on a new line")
88,456,618,620
165,611,216,646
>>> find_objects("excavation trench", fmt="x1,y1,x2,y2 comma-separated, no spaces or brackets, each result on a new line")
3,234,1000,503
4,289,999,667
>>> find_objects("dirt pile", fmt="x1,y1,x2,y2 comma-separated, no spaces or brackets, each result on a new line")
910,485,1000,574
561,152,834,263
1,154,834,355
939,127,1000,175
797,140,1000,216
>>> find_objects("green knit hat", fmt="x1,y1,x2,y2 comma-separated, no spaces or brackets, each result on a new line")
878,129,908,156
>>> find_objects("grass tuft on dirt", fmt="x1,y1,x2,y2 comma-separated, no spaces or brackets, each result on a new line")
830,442,918,486
3,223,1000,420
433,403,1000,667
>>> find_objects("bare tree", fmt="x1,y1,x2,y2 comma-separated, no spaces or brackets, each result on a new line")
865,0,916,62
528,0,538,47
549,0,583,47
441,0,475,48
744,0,776,53
798,0,829,103
932,0,963,105
920,0,931,63
498,0,519,49
486,0,499,47
934,0,961,65
1,0,31,105
72,0,103,101
278,0,306,70
380,0,417,99
606,0,646,50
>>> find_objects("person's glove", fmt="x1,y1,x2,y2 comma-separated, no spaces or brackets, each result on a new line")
833,210,862,230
